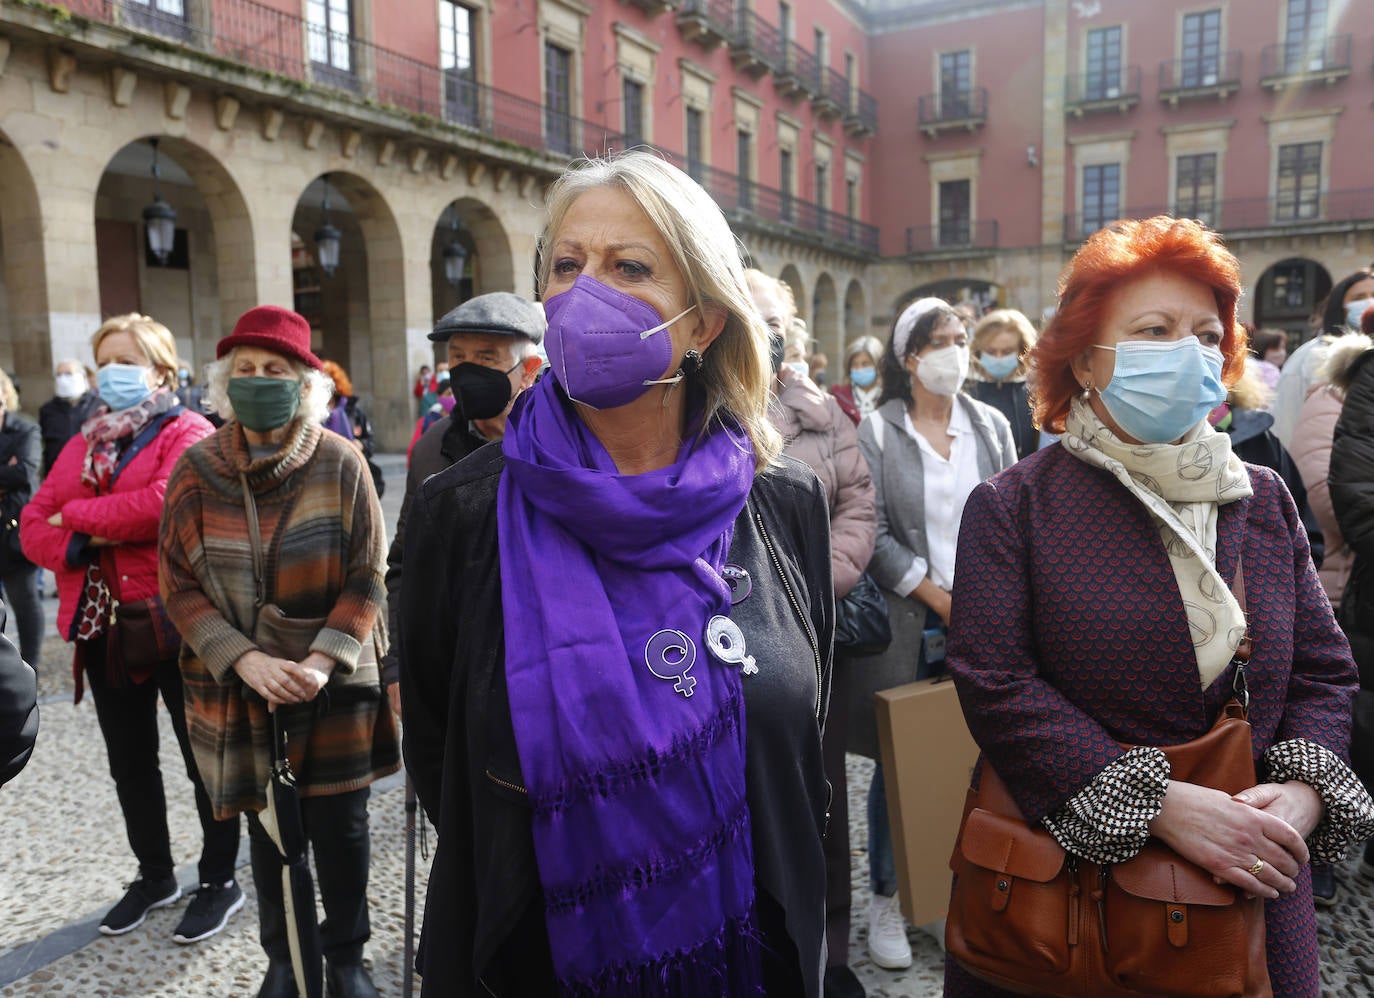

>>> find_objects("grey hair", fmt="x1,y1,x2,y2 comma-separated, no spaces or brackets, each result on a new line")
204,349,334,426
536,151,782,471
843,336,885,373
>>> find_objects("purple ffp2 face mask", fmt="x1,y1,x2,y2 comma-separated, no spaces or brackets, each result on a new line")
543,274,694,410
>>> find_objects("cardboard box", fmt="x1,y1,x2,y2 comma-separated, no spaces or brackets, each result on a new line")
875,674,981,927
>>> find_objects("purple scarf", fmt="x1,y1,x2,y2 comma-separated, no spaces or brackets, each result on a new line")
499,378,763,995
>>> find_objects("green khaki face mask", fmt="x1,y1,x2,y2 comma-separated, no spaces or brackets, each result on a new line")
227,376,302,432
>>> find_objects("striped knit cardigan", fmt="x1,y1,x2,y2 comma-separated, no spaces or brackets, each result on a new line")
159,416,399,820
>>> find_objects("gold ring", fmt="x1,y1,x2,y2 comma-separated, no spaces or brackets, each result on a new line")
1248,860,1265,877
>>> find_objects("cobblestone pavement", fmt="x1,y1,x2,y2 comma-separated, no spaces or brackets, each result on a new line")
2,455,1371,996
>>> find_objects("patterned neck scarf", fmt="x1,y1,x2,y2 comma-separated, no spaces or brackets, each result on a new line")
1063,398,1252,688
80,387,177,493
498,378,763,995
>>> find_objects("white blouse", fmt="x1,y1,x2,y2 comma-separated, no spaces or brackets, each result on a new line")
894,401,981,594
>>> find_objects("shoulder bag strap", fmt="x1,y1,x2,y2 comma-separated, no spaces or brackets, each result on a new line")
240,474,266,626
1230,551,1253,711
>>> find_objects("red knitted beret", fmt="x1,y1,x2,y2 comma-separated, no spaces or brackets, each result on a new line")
217,305,324,371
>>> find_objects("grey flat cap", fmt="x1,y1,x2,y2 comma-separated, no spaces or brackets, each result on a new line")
430,292,546,344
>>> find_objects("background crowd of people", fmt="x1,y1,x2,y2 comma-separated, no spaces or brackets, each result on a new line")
1,151,1372,998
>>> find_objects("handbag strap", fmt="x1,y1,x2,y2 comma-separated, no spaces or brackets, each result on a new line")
1229,551,1253,711
240,474,266,616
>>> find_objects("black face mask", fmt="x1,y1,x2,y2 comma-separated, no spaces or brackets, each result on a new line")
768,333,786,374
450,361,515,421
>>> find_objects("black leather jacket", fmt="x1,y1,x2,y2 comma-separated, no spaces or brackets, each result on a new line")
0,602,37,786
399,445,834,997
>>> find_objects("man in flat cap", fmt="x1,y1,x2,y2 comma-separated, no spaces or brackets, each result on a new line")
383,292,545,712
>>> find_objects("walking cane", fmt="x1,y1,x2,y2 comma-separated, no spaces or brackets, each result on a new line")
403,773,417,998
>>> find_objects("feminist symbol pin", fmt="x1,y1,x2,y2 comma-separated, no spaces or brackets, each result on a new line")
707,615,757,675
644,629,698,697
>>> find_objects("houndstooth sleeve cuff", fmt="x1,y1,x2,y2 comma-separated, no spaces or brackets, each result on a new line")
1264,738,1374,863
1041,747,1171,865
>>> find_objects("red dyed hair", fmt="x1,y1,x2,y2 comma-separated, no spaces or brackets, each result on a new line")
1032,216,1246,433
321,359,353,398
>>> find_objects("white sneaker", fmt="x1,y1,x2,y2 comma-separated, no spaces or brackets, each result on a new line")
867,893,913,969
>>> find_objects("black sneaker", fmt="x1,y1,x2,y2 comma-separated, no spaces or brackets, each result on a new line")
99,875,182,935
1360,839,1374,881
173,881,246,944
1311,862,1338,908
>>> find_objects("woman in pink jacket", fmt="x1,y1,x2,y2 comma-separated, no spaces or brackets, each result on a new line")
21,314,242,946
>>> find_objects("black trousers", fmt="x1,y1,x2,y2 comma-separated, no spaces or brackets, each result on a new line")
823,654,854,967
1,559,44,670
246,787,372,966
85,641,241,884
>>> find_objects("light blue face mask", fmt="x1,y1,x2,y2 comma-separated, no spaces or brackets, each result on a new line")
96,363,153,412
979,352,1020,381
850,365,877,388
1346,298,1372,330
1092,336,1226,444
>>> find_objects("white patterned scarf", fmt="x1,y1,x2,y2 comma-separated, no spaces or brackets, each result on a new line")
1063,398,1253,688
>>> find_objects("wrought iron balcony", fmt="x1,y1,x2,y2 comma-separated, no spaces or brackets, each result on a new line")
1157,50,1242,105
812,66,848,119
844,89,877,137
730,8,782,79
1062,187,1374,242
623,0,680,17
775,41,820,100
905,219,999,255
675,0,734,50
1064,65,1141,115
917,87,987,136
1260,34,1352,89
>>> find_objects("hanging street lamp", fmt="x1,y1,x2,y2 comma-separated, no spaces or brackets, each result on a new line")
141,138,177,265
315,174,342,276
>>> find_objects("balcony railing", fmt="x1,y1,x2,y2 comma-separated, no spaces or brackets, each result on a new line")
813,66,848,117
1158,50,1242,104
1260,34,1352,86
43,0,878,252
1062,187,1374,242
1065,65,1142,114
675,0,734,49
917,87,988,135
730,7,782,78
844,89,877,137
906,219,999,254
775,40,820,99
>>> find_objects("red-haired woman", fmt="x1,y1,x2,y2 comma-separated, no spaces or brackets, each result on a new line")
945,217,1374,995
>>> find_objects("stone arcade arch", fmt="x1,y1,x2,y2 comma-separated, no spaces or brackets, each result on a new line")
843,278,866,348
1252,257,1333,344
0,128,50,400
778,264,805,323
811,272,839,358
429,196,518,341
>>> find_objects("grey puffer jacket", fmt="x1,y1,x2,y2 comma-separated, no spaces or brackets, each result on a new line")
769,366,876,599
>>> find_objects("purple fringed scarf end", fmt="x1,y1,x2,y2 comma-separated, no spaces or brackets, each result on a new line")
558,908,765,998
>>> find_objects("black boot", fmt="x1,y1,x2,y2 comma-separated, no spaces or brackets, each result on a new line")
326,962,380,998
256,960,299,998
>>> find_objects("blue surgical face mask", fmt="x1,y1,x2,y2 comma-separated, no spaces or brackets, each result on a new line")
1092,336,1226,444
979,352,1020,381
785,360,810,380
1346,298,1372,330
850,365,877,388
96,363,153,411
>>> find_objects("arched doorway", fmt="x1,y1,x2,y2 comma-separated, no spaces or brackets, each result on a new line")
843,278,866,347
811,272,840,358
93,136,256,379
778,264,805,322
898,278,1004,318
429,197,518,357
0,128,50,403
1253,258,1332,344
289,172,409,446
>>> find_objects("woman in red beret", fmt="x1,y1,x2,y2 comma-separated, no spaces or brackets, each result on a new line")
159,305,399,998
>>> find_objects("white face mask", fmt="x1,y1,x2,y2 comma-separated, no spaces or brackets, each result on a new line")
913,344,970,396
54,372,85,400
784,360,810,380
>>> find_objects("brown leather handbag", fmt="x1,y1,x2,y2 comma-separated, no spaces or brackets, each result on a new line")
946,563,1272,997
